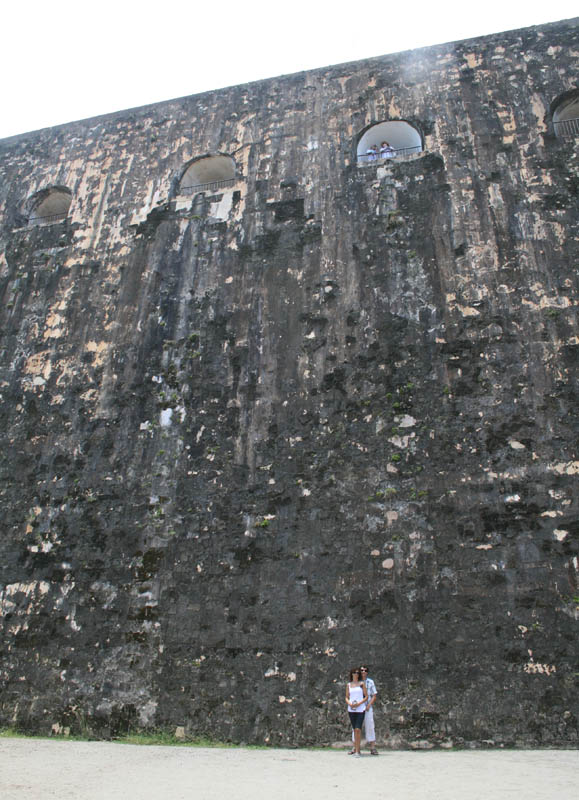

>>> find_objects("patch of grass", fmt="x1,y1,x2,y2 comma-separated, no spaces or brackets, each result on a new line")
0,728,30,739
0,728,87,742
116,732,233,748
0,728,245,748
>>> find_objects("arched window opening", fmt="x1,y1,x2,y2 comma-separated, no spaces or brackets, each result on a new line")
553,93,579,140
28,187,72,225
179,155,236,195
357,121,422,164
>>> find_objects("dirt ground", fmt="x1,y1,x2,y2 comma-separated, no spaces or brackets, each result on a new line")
0,739,577,800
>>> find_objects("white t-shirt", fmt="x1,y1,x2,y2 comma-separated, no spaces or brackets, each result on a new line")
348,683,367,712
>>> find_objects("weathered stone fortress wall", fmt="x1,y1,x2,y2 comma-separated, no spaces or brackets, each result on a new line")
0,18,577,747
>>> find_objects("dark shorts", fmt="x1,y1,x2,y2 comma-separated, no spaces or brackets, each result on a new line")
349,711,365,729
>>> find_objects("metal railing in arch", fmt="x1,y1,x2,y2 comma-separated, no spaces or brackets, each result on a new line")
554,117,579,138
28,212,68,226
179,178,236,195
358,145,422,163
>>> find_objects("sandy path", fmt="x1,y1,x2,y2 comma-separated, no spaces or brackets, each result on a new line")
0,740,577,800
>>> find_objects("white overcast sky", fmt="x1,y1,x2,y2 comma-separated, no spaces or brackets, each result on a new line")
2,1,577,140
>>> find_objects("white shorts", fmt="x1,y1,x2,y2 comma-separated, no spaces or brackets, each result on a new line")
351,707,375,741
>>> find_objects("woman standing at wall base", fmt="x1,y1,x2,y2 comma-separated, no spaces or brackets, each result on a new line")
346,667,368,757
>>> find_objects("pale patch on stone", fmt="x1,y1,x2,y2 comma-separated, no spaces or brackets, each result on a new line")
465,53,482,68
86,341,108,367
209,190,234,221
476,544,493,550
43,310,66,339
457,304,480,317
541,510,562,517
79,388,96,405
225,276,233,284
138,700,158,726
522,295,571,311
550,461,579,476
371,549,380,556
487,182,504,210
509,439,526,450
505,494,520,503
382,558,394,569
396,415,416,428
24,351,52,381
386,511,398,525
553,530,568,541
28,540,53,554
160,408,173,427
388,98,400,117
497,108,516,132
68,612,81,632
524,662,556,676
388,435,409,448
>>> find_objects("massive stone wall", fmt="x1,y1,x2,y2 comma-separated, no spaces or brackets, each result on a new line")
0,18,577,747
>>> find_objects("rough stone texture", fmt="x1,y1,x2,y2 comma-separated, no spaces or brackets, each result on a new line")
0,18,577,747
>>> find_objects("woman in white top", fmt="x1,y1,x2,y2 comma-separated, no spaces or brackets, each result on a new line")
345,667,368,757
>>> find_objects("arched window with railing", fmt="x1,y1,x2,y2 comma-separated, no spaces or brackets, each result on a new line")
27,186,72,226
178,154,236,195
357,121,423,164
552,90,579,140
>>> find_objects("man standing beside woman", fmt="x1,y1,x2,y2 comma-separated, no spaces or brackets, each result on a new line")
346,665,379,756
